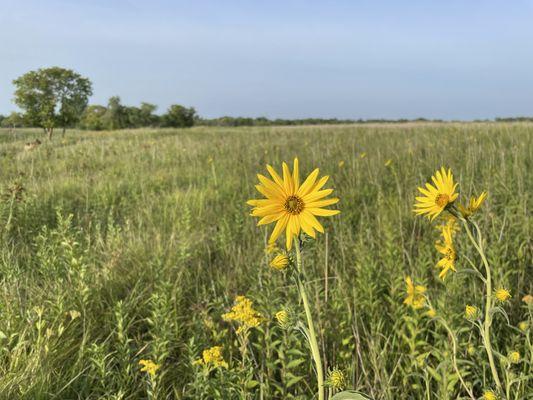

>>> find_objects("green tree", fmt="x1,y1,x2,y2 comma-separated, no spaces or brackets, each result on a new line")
162,105,196,128
79,105,107,130
0,112,25,129
13,67,92,139
103,96,128,130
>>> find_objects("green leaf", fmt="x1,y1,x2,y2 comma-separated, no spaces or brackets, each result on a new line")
245,380,260,389
286,358,306,369
330,390,374,400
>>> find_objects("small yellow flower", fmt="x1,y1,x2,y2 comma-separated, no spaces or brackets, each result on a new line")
338,160,345,168
458,191,487,218
403,277,426,310
326,368,346,390
275,310,289,327
222,295,263,334
139,359,160,378
507,351,520,364
467,344,476,356
194,346,228,368
522,294,533,305
435,224,457,280
384,159,392,167
464,305,478,320
270,254,289,271
483,390,497,400
359,152,366,159
414,167,458,220
494,288,511,302
426,308,437,318
518,321,528,332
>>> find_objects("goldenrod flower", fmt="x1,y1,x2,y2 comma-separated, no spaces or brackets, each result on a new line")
507,351,520,364
222,295,263,334
248,158,340,249
139,359,160,378
483,390,497,400
194,346,228,368
464,305,478,320
522,294,533,305
270,254,289,271
325,368,346,390
494,288,511,302
458,191,487,218
435,224,457,280
426,308,437,318
338,160,345,168
518,321,528,332
414,167,458,220
403,277,426,309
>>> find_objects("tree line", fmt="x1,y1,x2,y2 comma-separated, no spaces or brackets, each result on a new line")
0,67,196,139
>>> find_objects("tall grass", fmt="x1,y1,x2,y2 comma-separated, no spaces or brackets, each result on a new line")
0,123,530,399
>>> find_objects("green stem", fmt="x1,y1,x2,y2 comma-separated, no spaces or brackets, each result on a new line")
461,218,502,391
294,236,324,400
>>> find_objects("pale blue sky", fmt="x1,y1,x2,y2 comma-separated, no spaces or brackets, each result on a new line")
2,0,533,119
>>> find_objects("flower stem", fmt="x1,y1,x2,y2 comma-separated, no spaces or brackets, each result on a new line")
460,218,502,391
294,236,324,400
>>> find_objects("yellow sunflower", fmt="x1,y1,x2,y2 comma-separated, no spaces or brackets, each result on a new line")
247,158,340,249
414,167,458,220
435,224,457,280
403,276,426,309
458,191,487,217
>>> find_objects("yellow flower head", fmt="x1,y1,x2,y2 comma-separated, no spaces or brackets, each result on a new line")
338,160,345,168
198,346,228,368
139,359,160,378
414,167,458,220
522,294,533,305
458,191,487,218
435,224,457,280
222,295,263,334
495,288,511,302
359,152,367,159
326,368,346,390
275,310,289,328
248,158,340,249
270,254,289,271
385,159,392,167
403,276,426,309
507,351,520,364
464,305,478,320
467,344,476,356
483,390,497,400
426,308,437,318
518,321,528,332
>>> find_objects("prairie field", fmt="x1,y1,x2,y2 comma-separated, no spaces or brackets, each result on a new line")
0,123,531,399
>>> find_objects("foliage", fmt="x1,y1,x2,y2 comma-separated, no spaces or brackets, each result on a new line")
162,104,196,128
12,67,92,139
0,123,530,399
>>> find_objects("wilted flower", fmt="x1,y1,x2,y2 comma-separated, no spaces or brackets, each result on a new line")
522,294,533,305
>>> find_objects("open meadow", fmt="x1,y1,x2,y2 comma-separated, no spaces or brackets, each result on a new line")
0,123,531,399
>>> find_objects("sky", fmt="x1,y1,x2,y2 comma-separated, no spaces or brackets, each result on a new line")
1,0,533,120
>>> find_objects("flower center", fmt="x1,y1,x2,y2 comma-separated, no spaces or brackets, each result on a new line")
445,248,455,261
284,195,304,215
435,193,450,208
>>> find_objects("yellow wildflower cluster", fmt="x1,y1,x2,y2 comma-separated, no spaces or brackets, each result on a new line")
222,295,263,334
139,359,160,378
403,277,426,310
194,346,228,368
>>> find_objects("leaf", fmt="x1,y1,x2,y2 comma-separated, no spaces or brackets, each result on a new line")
286,375,304,388
286,358,306,369
245,380,260,389
330,390,374,400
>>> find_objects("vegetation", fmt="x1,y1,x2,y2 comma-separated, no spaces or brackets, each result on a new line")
0,122,531,399
13,67,93,139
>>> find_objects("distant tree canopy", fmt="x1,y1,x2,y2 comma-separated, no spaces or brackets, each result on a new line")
0,112,25,129
13,67,93,139
162,105,196,128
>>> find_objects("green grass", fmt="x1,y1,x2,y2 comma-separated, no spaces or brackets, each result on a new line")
0,123,531,399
